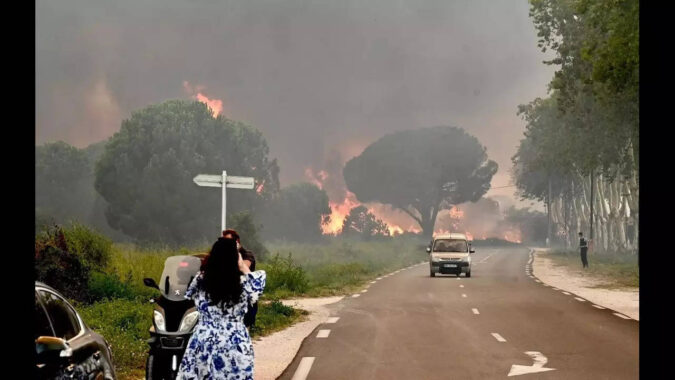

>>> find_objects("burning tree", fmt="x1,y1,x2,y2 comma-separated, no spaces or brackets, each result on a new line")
341,206,390,239
343,126,497,239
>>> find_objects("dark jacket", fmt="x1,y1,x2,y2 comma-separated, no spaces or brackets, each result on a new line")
240,248,258,327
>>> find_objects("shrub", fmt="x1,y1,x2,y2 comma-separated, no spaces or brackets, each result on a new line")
35,223,113,303
258,254,309,295
35,245,90,302
62,222,113,271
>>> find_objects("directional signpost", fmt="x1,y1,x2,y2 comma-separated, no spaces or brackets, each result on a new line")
193,171,255,234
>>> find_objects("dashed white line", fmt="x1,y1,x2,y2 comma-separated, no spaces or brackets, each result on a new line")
472,308,480,315
534,280,541,283
352,294,360,298
491,333,507,342
376,277,383,280
562,291,571,295
613,313,631,319
462,294,467,298
574,297,586,302
361,289,368,293
456,277,461,281
316,329,331,338
459,284,464,288
291,357,316,380
592,305,606,310
370,281,377,284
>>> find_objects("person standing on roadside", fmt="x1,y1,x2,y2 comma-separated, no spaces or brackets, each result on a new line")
579,232,589,268
222,229,259,329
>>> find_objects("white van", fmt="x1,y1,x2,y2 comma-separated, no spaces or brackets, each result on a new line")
426,233,474,277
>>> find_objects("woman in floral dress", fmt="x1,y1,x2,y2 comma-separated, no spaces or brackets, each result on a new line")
177,237,266,380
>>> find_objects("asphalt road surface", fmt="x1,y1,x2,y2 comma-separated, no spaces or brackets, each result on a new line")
278,247,638,380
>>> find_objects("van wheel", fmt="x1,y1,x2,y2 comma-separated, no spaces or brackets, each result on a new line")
430,270,435,277
466,271,471,278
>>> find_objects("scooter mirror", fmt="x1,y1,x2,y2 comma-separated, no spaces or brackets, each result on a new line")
144,278,160,290
426,247,431,253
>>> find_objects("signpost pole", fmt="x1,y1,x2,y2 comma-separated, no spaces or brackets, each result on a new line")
226,170,227,236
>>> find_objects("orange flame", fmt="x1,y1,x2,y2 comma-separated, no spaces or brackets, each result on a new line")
195,93,223,117
183,81,224,117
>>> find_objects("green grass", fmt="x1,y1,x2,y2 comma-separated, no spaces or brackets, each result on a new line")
547,250,639,288
260,237,429,298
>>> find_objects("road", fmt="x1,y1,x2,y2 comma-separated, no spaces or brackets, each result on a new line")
277,247,639,379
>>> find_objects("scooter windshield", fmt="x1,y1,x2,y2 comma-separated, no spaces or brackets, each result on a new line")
159,256,202,301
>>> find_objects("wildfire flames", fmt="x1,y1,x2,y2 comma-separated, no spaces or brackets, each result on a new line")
183,81,224,117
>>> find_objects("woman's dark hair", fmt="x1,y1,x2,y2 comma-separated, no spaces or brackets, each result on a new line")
202,237,243,310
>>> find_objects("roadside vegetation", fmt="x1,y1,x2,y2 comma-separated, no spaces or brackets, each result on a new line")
546,250,638,288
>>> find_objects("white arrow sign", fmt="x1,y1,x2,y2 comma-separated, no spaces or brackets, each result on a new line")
508,351,556,377
193,174,255,189
193,171,256,233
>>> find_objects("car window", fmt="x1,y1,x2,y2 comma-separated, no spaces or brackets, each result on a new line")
38,290,81,341
433,239,468,252
35,292,54,340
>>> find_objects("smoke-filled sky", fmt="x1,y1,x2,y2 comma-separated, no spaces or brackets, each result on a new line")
36,0,554,210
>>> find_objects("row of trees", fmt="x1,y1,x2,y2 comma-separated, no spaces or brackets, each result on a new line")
37,101,503,244
512,0,638,253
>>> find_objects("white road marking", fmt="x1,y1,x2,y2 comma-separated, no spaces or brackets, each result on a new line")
551,287,559,290
534,280,541,283
352,294,360,298
462,294,467,298
613,313,631,319
326,317,340,323
492,333,507,342
478,254,494,263
291,357,316,380
562,291,571,295
370,281,377,284
376,277,383,280
472,308,480,315
459,284,464,288
574,297,586,302
316,329,331,338
456,277,461,280
508,351,556,377
592,305,605,310
361,289,368,293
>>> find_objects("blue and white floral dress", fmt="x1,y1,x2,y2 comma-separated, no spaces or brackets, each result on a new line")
177,270,266,380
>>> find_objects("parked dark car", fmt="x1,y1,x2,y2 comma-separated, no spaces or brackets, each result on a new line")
35,281,116,379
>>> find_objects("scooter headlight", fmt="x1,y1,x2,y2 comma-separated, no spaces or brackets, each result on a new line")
179,311,199,333
431,255,440,262
153,310,166,332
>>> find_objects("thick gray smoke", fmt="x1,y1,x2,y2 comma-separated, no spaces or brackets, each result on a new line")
37,0,553,211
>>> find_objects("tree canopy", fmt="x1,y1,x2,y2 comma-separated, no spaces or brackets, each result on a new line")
344,126,497,238
95,100,279,245
36,141,94,223
258,182,331,242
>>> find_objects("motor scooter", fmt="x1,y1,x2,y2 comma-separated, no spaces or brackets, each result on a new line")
143,255,202,380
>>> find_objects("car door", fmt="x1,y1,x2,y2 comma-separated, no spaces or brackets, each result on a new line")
37,288,108,379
